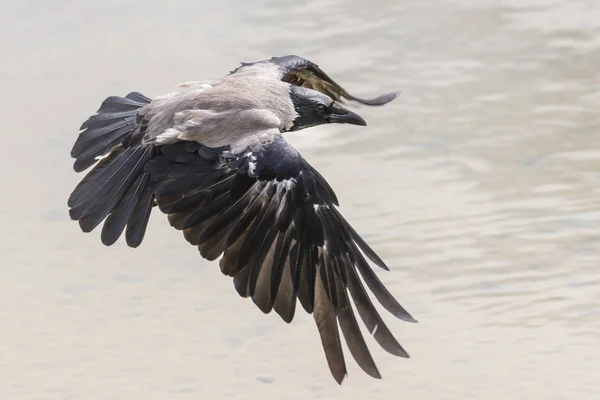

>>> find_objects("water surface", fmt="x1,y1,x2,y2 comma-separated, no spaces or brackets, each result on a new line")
1,0,599,398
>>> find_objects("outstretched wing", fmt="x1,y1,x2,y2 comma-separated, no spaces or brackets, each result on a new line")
230,55,399,106
146,136,416,383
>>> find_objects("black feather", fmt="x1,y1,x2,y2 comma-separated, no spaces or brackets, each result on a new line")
146,156,215,179
273,247,297,323
178,190,231,230
276,187,297,231
196,202,242,260
334,264,381,379
69,147,125,209
197,188,256,245
224,185,266,248
80,110,138,130
101,173,149,246
233,265,252,298
296,244,316,313
160,142,217,164
313,259,346,385
124,91,151,104
343,253,409,357
337,210,389,271
321,249,338,309
135,131,415,384
152,175,209,196
310,167,339,206
270,229,293,301
246,193,282,298
196,216,231,261
72,120,135,158
350,243,417,323
97,94,149,113
71,92,151,173
125,187,154,248
77,147,151,233
70,147,142,215
220,227,252,277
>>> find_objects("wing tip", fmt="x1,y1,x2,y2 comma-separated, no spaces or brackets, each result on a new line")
389,304,419,324
403,316,419,324
398,349,411,359
360,364,382,380
367,91,401,106
378,262,390,272
334,371,348,385
394,308,419,323
343,90,401,106
100,231,119,247
126,237,143,248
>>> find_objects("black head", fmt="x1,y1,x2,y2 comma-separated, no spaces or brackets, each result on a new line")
288,86,366,132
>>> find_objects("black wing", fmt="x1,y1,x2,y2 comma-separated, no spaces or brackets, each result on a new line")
232,55,399,106
147,136,416,384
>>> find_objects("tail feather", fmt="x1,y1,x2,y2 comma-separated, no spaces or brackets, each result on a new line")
69,91,155,247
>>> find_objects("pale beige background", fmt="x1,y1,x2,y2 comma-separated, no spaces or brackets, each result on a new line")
1,0,599,399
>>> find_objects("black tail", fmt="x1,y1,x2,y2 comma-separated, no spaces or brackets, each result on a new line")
68,92,155,247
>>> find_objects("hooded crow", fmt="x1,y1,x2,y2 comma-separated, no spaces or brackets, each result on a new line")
68,55,416,384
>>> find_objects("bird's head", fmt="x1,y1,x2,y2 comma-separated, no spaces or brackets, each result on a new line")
288,86,366,131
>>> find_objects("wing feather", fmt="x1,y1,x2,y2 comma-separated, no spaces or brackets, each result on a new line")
231,55,399,106
147,135,415,383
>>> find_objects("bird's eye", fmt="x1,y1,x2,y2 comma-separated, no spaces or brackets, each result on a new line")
316,104,327,113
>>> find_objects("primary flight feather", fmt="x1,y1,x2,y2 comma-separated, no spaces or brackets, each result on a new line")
68,54,416,384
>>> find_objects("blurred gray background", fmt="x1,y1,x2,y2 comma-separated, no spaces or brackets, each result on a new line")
1,0,599,399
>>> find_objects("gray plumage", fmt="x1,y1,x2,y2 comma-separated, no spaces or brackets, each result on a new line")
135,77,297,152
68,55,415,384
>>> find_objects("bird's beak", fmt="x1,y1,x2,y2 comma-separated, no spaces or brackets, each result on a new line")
328,104,367,126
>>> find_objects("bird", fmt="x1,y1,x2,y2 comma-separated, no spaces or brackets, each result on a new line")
67,55,417,384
